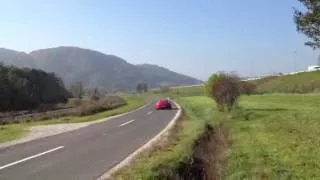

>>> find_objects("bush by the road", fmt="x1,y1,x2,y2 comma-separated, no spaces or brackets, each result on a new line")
240,81,256,95
205,72,241,111
74,95,126,116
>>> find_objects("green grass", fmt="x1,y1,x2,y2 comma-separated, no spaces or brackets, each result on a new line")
113,96,220,179
0,95,148,143
226,94,320,179
0,124,27,143
253,71,320,93
155,85,205,98
171,85,205,97
251,76,278,87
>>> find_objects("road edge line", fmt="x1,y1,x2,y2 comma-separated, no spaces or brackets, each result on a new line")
98,99,182,180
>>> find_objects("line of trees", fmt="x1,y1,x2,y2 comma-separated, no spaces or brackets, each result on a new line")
69,82,84,99
136,83,148,93
0,63,71,111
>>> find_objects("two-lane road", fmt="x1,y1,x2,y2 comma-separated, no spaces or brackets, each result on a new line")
0,102,178,180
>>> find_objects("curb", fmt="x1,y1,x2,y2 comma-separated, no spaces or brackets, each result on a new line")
98,100,182,180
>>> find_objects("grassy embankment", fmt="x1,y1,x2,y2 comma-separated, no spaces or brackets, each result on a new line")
0,94,149,143
164,71,320,95
114,71,320,179
253,71,320,93
226,94,320,179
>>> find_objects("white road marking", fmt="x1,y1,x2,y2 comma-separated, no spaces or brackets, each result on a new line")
147,111,153,115
119,119,135,127
0,146,64,171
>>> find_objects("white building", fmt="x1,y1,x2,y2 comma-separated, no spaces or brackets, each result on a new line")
307,65,320,72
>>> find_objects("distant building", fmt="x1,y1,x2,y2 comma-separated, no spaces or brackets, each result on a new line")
307,65,320,71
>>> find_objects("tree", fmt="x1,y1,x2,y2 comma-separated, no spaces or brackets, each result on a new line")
294,0,320,49
90,88,100,101
142,83,148,92
0,65,70,111
205,72,241,111
160,86,170,94
240,81,256,95
136,83,143,93
70,82,84,99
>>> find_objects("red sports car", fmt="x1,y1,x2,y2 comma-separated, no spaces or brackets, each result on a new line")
154,99,172,110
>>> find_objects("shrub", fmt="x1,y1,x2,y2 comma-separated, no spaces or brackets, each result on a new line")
69,98,83,107
74,95,127,116
160,86,171,94
205,72,241,111
90,88,101,101
240,81,256,95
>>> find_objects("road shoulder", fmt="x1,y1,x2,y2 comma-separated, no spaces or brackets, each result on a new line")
0,103,149,149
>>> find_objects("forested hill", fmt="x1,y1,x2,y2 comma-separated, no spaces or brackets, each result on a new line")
0,64,70,111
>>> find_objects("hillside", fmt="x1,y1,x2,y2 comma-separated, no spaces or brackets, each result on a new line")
252,71,320,93
0,48,37,68
136,64,201,87
0,47,202,90
160,71,320,96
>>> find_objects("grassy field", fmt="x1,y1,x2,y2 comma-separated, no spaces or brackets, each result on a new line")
171,85,205,97
114,94,320,179
0,95,148,143
160,85,205,97
226,94,320,179
0,124,27,143
253,71,320,93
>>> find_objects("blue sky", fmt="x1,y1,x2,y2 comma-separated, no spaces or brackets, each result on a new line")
0,0,318,80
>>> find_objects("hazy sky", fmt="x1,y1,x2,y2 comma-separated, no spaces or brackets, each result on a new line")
0,0,318,80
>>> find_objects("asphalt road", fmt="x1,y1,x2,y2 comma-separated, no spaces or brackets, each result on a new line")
0,102,178,180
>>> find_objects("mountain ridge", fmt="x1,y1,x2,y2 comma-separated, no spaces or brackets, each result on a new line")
0,46,202,90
